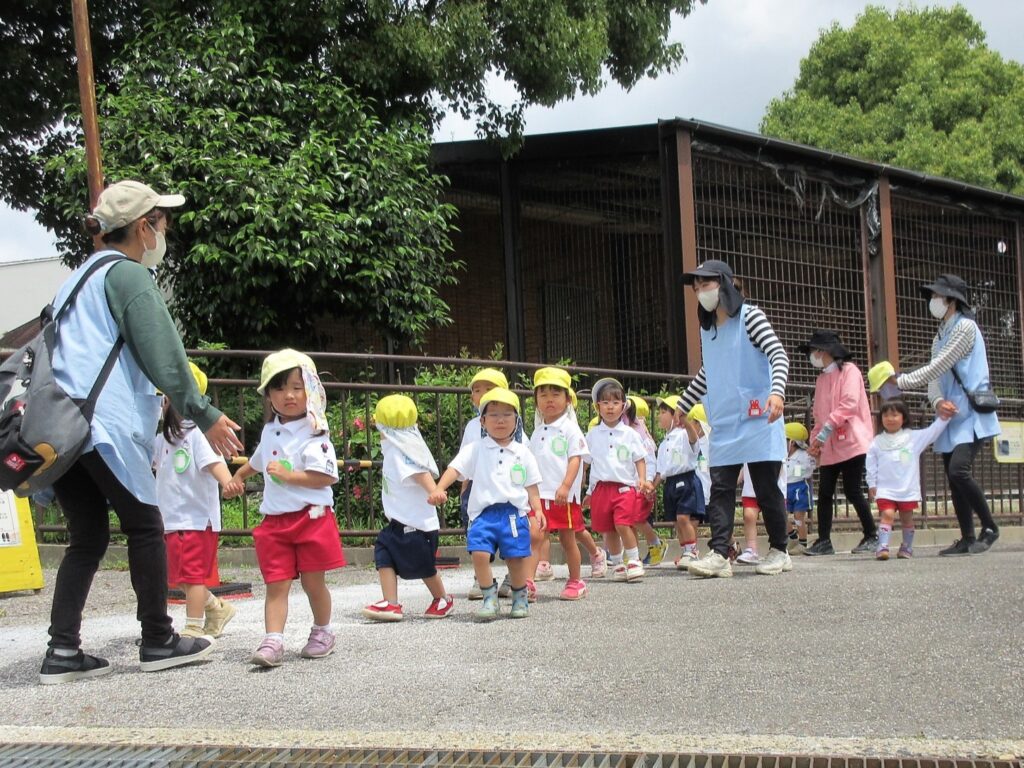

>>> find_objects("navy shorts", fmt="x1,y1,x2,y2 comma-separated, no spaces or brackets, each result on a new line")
662,471,707,522
786,480,813,513
466,502,532,559
374,521,439,580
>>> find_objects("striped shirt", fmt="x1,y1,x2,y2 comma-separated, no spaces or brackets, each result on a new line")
678,304,789,411
896,316,976,407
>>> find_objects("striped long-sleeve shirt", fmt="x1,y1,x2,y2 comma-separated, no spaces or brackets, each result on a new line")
678,304,789,411
896,316,976,407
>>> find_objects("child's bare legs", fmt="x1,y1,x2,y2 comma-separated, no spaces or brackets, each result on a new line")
423,573,447,599
559,529,582,581
525,518,546,579
743,508,759,552
637,520,660,548
472,551,496,588
506,556,529,588
377,566,400,604
184,583,212,624
577,528,600,558
615,524,638,557
676,516,696,545
299,570,331,626
899,510,916,553
264,579,293,633
794,512,807,540
603,529,622,559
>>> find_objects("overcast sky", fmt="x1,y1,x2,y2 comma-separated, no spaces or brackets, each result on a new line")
3,0,1022,264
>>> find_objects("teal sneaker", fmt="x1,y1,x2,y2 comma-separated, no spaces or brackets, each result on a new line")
475,583,499,622
509,586,529,619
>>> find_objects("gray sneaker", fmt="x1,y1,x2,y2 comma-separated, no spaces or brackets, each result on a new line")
468,578,483,600
139,633,215,672
852,535,879,554
755,548,793,575
688,551,733,578
969,528,999,554
497,573,513,598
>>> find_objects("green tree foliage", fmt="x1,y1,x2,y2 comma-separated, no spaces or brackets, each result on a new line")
760,5,1024,194
42,16,459,350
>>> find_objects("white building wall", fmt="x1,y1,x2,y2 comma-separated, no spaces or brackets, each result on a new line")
0,258,72,335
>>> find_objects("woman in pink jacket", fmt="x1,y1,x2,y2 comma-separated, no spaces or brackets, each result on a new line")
799,330,879,556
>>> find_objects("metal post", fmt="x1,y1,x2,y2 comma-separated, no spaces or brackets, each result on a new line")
499,159,525,361
875,177,901,368
675,130,702,375
71,0,105,238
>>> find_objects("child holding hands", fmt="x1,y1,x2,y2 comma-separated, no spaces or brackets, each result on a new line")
650,396,704,569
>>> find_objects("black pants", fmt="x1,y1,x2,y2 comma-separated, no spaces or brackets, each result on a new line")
816,454,876,540
48,451,173,649
943,439,997,542
707,461,787,556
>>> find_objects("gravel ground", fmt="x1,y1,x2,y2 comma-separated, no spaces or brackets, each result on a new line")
1,543,1022,758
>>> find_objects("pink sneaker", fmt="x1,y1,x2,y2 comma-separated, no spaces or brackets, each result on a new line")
559,579,588,601
250,637,284,668
300,627,336,659
362,600,404,622
590,550,607,579
424,596,454,619
526,579,537,603
535,561,555,581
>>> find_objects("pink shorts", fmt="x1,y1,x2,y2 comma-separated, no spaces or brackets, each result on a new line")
253,506,346,583
541,500,585,532
876,499,918,514
165,528,217,585
589,482,645,533
741,496,760,510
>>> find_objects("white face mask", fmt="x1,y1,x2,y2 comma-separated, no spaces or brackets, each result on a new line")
141,221,167,268
697,287,720,312
929,296,950,320
809,352,825,369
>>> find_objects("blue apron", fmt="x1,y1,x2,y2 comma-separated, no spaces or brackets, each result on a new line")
934,314,1000,453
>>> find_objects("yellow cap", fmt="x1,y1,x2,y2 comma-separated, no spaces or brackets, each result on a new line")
158,361,207,397
258,349,316,395
656,395,682,412
687,403,707,424
588,416,600,429
471,368,508,390
533,366,577,407
374,394,418,429
784,422,809,442
868,361,896,393
480,388,520,414
628,395,650,419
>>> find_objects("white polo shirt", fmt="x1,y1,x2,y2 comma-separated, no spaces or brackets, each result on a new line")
741,463,786,497
249,416,338,514
696,435,712,503
459,416,482,450
154,425,225,532
380,439,439,531
785,449,816,484
528,411,589,502
656,427,697,479
449,436,542,521
585,421,647,490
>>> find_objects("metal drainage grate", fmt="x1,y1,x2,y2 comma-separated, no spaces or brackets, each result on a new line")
0,745,1020,768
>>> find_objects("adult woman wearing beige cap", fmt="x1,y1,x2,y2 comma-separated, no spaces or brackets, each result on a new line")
39,180,243,684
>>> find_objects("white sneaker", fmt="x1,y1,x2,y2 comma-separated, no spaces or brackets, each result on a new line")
590,550,608,579
755,548,793,575
625,560,645,582
675,547,698,570
611,562,628,582
736,547,760,565
688,551,733,578
535,561,555,581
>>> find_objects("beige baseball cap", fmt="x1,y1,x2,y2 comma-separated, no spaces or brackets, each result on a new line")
91,180,185,233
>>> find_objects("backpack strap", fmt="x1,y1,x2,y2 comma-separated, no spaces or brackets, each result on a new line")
49,252,127,325
80,337,126,421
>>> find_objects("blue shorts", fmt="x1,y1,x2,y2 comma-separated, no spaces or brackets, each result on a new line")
786,480,813,513
662,471,707,522
466,503,532,559
374,521,439,580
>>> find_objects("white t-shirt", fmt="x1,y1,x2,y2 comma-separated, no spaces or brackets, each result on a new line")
656,427,697,478
585,421,647,492
866,419,949,502
528,411,589,502
249,416,338,514
740,463,787,498
450,436,542,520
785,448,816,484
459,416,482,450
154,425,225,532
380,438,439,531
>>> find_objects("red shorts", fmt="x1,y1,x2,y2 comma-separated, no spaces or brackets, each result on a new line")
741,496,760,510
876,499,918,514
589,482,646,533
541,499,584,532
165,528,218,585
253,507,346,583
637,494,654,522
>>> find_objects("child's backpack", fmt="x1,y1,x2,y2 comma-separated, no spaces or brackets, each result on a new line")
0,253,125,495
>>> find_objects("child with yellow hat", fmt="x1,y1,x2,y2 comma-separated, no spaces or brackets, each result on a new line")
362,395,454,622
224,349,344,667
624,395,667,567
153,362,237,640
430,389,545,620
783,422,816,554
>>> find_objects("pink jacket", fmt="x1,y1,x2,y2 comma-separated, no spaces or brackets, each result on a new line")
810,362,873,466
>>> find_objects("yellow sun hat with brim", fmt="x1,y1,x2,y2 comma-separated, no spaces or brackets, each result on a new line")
784,422,809,442
867,361,896,393
374,394,418,429
687,403,707,424
628,395,650,419
656,395,682,412
258,348,316,395
470,367,508,390
158,361,207,397
480,387,520,415
533,366,577,407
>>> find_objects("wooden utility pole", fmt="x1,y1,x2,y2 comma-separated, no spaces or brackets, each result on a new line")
71,0,104,221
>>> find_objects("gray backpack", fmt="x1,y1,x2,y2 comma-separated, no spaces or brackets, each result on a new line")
0,253,125,495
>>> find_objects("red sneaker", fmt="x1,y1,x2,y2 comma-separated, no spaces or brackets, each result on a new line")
362,600,403,622
526,579,537,603
424,596,454,619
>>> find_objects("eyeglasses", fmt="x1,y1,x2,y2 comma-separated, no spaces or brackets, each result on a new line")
484,412,516,421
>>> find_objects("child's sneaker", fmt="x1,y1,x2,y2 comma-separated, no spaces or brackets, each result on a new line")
688,551,733,578
675,547,698,570
250,636,284,667
204,597,237,638
876,547,890,561
300,627,336,659
559,579,588,601
612,562,628,582
39,648,112,685
138,633,215,673
787,539,806,555
643,540,668,567
590,550,608,579
526,579,537,603
736,547,760,565
497,573,513,598
180,624,209,639
535,561,555,581
897,545,913,560
425,596,455,618
362,600,404,622
475,583,500,622
468,578,483,600
625,560,645,582
509,587,530,618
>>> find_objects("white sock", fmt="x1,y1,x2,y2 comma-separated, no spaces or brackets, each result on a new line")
185,616,204,628
625,547,640,563
312,623,331,632
205,593,218,608
52,647,78,658
265,632,285,642
608,552,623,565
